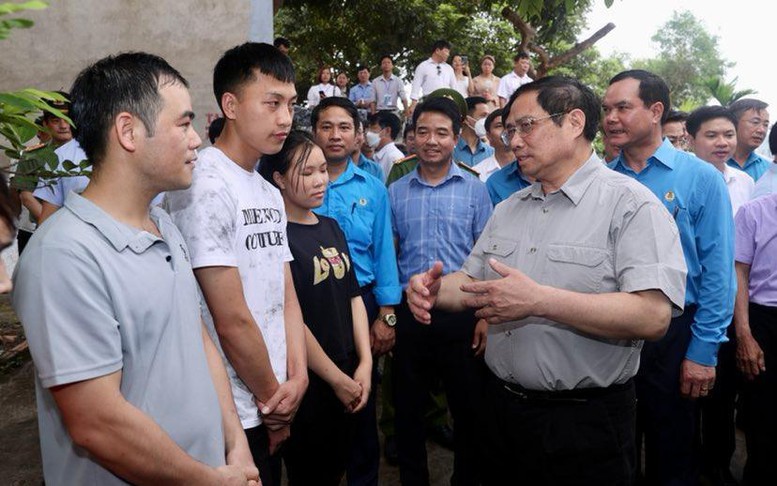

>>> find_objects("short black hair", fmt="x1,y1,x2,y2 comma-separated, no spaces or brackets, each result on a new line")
769,123,777,154
465,96,488,116
273,36,290,49
208,117,225,144
357,65,370,73
503,75,600,142
513,52,530,62
69,52,188,166
609,69,671,124
213,42,295,114
368,111,401,140
664,109,688,125
728,98,769,121
403,122,414,138
431,40,451,52
686,106,737,138
311,96,359,132
412,96,462,135
259,130,316,190
380,54,393,64
484,108,503,132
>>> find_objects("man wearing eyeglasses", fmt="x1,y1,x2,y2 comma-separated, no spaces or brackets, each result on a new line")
727,98,771,182
406,40,457,117
405,76,687,485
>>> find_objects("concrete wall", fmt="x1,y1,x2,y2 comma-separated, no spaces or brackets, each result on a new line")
0,0,256,139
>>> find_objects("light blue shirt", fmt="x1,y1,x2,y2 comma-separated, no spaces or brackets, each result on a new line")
349,82,374,106
453,136,495,167
314,160,401,306
389,162,492,287
485,160,532,206
609,139,735,366
752,161,777,199
727,152,771,182
357,153,385,183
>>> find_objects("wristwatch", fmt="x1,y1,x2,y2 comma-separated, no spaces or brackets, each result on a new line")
380,313,397,327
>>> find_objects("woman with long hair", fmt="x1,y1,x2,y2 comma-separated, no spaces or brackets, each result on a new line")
259,131,371,485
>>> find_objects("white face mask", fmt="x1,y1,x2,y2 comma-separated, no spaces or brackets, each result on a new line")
365,130,381,149
474,118,487,138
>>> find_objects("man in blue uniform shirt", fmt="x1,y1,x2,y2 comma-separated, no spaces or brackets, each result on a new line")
603,69,735,485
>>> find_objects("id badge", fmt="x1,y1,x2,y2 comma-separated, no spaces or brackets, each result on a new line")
383,93,392,106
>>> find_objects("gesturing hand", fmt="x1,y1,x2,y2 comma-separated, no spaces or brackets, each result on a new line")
406,261,444,324
460,258,542,324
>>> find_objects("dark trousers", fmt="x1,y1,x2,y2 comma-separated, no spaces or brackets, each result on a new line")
636,307,699,485
699,324,739,476
346,287,381,486
740,303,777,485
283,357,357,486
245,424,282,486
17,229,32,255
393,299,484,486
482,373,637,486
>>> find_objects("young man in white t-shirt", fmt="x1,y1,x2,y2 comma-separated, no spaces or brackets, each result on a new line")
165,42,307,486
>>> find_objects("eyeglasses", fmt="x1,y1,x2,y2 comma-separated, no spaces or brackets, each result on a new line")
500,112,565,146
744,118,769,130
436,65,441,76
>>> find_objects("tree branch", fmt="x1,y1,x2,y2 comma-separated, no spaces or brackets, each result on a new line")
501,6,536,53
545,23,615,70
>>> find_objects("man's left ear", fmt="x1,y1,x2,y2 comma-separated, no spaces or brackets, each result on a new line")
115,112,140,152
567,109,585,136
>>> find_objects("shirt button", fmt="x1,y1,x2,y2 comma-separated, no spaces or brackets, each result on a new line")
529,247,537,254
542,207,549,214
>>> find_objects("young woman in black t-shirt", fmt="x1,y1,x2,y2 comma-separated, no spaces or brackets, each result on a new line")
259,131,372,486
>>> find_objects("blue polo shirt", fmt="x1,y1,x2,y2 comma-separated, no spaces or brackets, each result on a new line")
356,153,385,183
349,83,374,106
389,162,492,287
485,160,532,206
609,139,735,366
727,152,771,182
313,160,401,306
453,137,494,167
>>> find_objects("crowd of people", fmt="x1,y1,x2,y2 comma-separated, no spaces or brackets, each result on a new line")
0,35,775,486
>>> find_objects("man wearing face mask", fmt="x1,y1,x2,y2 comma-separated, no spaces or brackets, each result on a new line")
367,112,405,178
352,120,385,183
453,96,494,167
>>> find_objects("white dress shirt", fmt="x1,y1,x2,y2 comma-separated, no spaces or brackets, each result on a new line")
724,165,754,215
497,71,533,102
410,58,456,100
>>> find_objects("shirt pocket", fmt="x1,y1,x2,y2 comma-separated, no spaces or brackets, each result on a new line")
481,237,518,280
545,244,608,293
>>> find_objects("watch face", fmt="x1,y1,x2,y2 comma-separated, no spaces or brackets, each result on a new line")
384,314,397,327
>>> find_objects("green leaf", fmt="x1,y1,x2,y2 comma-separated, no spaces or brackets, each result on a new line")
62,160,76,171
0,1,48,16
78,159,91,168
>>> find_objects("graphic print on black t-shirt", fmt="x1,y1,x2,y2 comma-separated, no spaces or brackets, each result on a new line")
314,246,351,285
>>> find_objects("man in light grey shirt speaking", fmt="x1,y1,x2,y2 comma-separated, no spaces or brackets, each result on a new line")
406,76,687,485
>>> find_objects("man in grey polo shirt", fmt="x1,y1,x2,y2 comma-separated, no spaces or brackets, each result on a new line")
12,53,257,485
406,76,687,485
